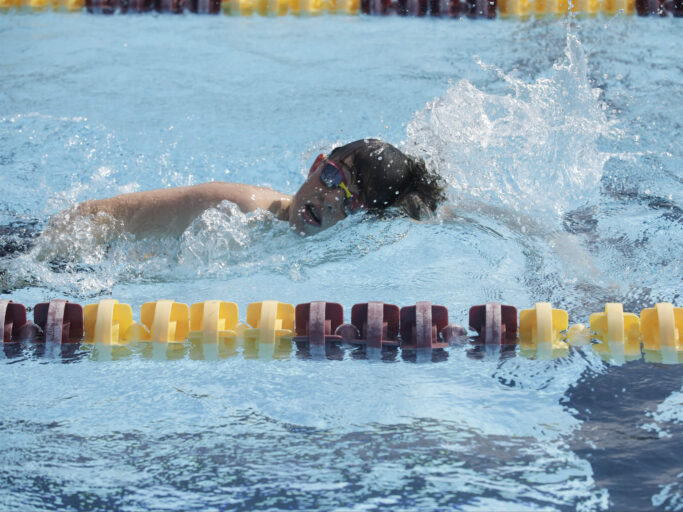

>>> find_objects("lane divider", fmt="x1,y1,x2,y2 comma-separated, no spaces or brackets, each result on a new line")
1,298,681,363
1,0,680,16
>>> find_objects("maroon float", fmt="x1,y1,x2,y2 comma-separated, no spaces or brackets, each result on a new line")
467,0,495,17
367,0,394,13
33,300,83,344
469,302,517,345
337,302,400,350
156,0,186,12
1,300,40,342
121,0,155,12
399,302,450,350
293,301,344,353
85,0,118,13
397,0,428,14
187,0,220,13
636,0,665,13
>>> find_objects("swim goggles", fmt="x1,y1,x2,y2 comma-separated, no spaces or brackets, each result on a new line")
309,154,366,216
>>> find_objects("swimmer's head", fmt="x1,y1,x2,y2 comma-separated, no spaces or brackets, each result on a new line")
289,139,446,236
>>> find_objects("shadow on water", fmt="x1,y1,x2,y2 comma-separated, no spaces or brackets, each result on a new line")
0,415,602,512
565,360,683,511
0,219,41,259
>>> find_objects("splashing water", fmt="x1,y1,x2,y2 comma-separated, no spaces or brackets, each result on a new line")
0,29,616,299
404,31,613,221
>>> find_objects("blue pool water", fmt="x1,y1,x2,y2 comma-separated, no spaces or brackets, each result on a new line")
0,12,682,511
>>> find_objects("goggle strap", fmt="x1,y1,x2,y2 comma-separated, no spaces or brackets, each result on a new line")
309,153,327,176
338,182,352,199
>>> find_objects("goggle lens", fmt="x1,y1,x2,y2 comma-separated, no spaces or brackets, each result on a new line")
320,163,344,188
309,155,366,216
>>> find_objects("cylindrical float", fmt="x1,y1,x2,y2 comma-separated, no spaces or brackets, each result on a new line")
511,0,531,18
636,0,663,13
401,0,427,15
574,0,599,16
602,0,617,14
188,0,220,13
550,0,568,15
466,0,496,17
497,0,510,16
121,0,154,12
155,0,186,12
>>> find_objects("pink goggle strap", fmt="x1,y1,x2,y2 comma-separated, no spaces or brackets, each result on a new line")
308,153,327,176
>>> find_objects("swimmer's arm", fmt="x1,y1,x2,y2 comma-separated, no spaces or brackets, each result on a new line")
72,182,292,237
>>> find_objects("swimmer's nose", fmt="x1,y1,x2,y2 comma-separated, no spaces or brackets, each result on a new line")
322,190,342,214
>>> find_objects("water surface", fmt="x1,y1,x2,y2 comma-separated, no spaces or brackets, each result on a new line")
0,13,681,511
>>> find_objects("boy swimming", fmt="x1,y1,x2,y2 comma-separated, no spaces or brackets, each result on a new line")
0,138,446,262
64,139,446,238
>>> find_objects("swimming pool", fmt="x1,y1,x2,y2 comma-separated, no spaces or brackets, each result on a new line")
1,13,682,511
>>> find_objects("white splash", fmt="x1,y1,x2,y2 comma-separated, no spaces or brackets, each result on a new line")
404,31,613,220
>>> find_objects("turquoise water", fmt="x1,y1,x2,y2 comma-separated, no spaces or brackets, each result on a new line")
0,13,682,511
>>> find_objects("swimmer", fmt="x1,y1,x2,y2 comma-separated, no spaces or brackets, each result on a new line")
52,138,446,238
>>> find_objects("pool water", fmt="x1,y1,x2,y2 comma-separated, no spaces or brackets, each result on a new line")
0,13,682,511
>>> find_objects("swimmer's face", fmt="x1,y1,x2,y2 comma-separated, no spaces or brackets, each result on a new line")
289,158,359,236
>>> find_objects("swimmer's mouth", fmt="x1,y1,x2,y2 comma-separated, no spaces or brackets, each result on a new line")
302,203,322,227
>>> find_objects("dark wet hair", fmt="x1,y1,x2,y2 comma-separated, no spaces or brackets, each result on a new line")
328,139,446,220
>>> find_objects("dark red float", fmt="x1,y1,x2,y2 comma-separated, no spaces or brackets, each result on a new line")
33,300,84,344
468,302,517,345
293,301,344,357
337,301,401,351
1,300,40,342
399,301,450,350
